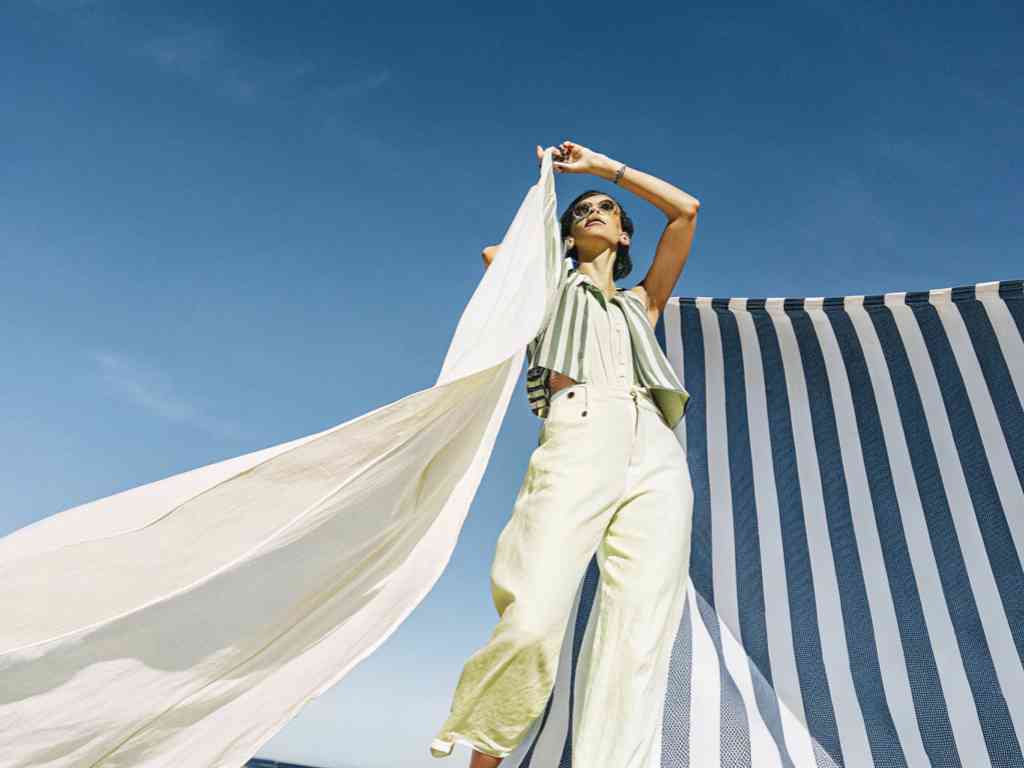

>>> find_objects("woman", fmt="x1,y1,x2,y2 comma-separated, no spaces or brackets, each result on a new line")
430,140,701,767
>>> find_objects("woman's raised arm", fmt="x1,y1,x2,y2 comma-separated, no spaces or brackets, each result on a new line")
552,139,701,320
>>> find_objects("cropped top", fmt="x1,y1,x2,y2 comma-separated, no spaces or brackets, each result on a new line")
525,256,692,429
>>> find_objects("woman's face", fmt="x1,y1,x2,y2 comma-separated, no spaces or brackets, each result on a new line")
569,195,626,254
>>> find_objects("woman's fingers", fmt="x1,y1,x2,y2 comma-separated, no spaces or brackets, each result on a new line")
537,144,564,165
537,143,573,168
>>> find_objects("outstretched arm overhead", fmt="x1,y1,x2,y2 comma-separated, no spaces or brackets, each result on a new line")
551,139,700,328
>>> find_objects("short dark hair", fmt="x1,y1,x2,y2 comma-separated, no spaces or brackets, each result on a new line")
560,190,634,281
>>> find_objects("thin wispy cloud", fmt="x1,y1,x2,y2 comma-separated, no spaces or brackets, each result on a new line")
91,350,246,440
320,69,393,97
134,23,391,104
30,6,393,106
140,26,224,79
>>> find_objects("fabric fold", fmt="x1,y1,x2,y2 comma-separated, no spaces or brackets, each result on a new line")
0,149,565,768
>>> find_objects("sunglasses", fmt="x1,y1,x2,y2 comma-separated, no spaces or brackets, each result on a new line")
571,199,618,220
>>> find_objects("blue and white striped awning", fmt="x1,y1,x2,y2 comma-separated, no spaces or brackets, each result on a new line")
506,279,1024,768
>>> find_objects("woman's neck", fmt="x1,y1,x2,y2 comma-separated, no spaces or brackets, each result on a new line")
574,255,617,297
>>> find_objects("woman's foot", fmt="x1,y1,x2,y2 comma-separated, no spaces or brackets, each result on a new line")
469,748,503,767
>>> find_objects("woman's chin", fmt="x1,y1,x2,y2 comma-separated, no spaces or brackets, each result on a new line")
577,237,613,251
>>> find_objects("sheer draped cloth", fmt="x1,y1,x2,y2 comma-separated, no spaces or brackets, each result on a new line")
0,150,566,768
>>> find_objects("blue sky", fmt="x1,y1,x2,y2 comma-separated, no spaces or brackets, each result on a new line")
2,1,1021,766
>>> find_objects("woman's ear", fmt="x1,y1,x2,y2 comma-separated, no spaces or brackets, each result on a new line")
565,237,574,249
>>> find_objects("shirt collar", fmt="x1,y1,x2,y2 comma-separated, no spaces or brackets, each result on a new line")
568,265,628,304
569,264,617,290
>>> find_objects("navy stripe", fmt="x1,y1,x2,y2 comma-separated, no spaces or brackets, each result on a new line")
661,592,694,767
925,288,1024,651
999,280,1024,344
748,298,844,764
559,560,601,768
717,303,796,768
519,686,555,768
967,284,1024,492
680,301,713,607
694,586,753,768
790,304,906,765
525,279,1024,766
558,283,581,378
869,298,1020,765
915,291,1024,664
656,306,691,421
827,303,960,765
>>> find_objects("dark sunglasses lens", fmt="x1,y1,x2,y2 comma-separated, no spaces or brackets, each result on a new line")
573,200,616,219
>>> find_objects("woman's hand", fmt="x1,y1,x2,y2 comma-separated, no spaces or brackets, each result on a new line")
535,144,564,167
481,244,500,270
535,140,605,175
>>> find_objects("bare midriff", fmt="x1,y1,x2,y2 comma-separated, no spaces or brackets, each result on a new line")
548,369,578,398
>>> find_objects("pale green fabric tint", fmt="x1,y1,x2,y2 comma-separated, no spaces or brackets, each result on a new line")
430,223,692,761
525,259,692,430
429,382,694,761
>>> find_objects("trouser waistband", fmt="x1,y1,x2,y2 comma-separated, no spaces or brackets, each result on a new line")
550,381,661,415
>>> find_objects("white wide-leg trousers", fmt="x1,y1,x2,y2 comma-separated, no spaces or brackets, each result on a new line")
430,381,694,767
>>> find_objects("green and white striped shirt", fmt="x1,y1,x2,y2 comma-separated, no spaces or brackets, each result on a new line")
525,256,692,429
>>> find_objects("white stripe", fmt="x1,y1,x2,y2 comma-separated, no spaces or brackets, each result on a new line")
710,298,785,768
935,286,1024,571
503,712,543,768
703,297,776,763
590,291,616,380
570,289,590,378
975,284,1024,569
547,282,575,373
623,294,678,387
804,301,932,767
767,300,874,765
698,299,737,640
716,594,785,767
688,581,722,766
977,283,1024,407
891,294,1024,739
731,302,819,768
845,295,990,766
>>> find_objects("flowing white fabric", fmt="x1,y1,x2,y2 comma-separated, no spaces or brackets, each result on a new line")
0,149,566,768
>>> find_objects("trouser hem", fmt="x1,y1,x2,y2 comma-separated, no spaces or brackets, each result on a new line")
430,734,511,759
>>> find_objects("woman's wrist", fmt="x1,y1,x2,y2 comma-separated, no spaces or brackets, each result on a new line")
591,153,621,180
